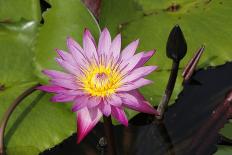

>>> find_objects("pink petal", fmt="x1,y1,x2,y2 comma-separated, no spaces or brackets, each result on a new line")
72,96,88,112
66,37,86,65
120,52,144,75
117,78,153,92
43,70,74,80
111,106,128,126
109,34,121,60
121,66,157,83
56,49,77,67
129,90,145,100
99,101,111,116
64,90,85,96
134,50,155,68
51,78,78,90
77,107,102,143
106,94,122,107
51,94,75,102
67,37,84,53
121,39,139,61
84,28,96,46
83,29,98,60
37,85,84,96
119,91,159,115
98,28,111,55
87,97,102,108
37,85,66,93
72,96,101,111
55,58,81,76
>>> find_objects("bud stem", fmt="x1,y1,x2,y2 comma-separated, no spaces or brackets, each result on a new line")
0,83,40,155
103,116,117,155
157,61,179,119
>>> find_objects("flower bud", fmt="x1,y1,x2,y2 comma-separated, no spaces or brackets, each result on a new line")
166,25,187,62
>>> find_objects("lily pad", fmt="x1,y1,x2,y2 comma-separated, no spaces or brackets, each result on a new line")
0,0,41,22
0,82,75,155
214,146,232,155
0,0,98,154
0,20,38,87
99,0,232,106
220,123,232,139
34,0,100,83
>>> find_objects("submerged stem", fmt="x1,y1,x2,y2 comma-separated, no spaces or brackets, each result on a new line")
157,61,179,119
154,119,175,155
0,83,40,155
103,116,117,155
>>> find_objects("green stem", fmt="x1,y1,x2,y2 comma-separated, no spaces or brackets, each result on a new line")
0,84,40,155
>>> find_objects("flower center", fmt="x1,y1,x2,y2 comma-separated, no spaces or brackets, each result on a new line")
94,72,109,86
80,64,122,97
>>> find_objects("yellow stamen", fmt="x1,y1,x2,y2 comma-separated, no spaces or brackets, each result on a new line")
80,64,122,97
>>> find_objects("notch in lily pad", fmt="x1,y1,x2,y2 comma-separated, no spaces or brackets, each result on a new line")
166,25,187,62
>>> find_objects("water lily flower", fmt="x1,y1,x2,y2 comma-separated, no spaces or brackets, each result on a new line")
38,28,159,143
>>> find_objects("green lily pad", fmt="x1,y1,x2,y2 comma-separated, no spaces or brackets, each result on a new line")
0,82,75,155
0,0,41,22
0,20,38,87
34,0,100,83
1,0,97,154
214,146,232,155
99,0,232,107
220,122,232,139
99,0,141,35
0,0,101,154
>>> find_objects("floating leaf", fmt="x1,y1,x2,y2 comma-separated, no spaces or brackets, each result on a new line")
0,21,38,87
34,0,100,83
0,0,100,154
0,82,75,155
0,0,41,22
214,146,232,155
0,17,77,153
220,123,232,139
